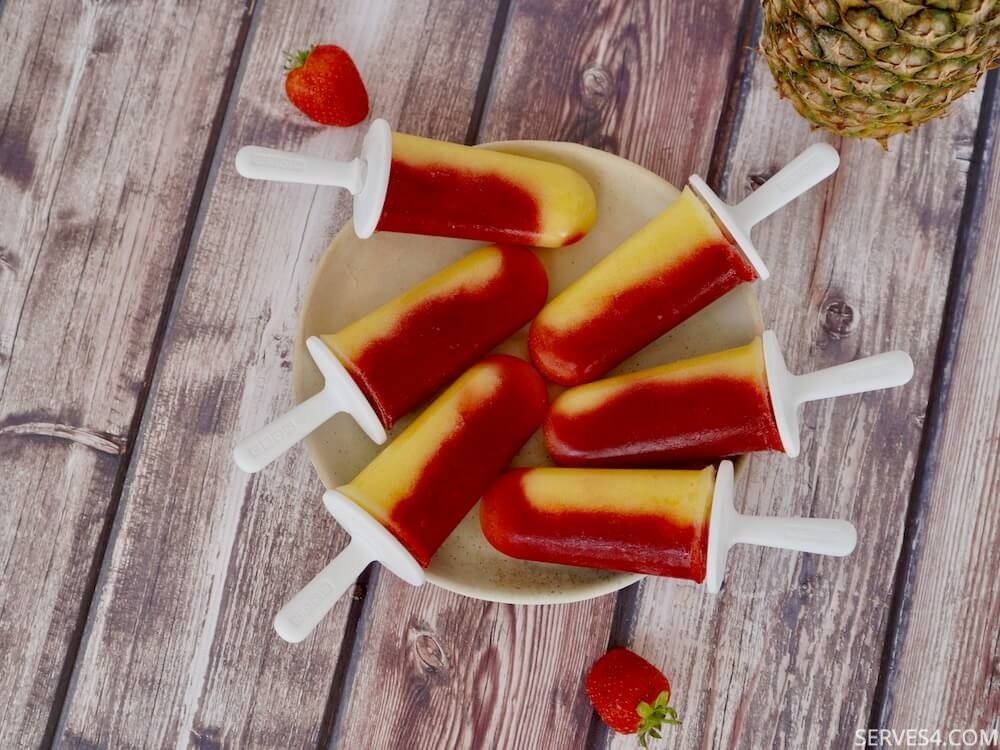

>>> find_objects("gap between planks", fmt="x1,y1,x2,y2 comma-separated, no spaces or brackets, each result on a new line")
464,0,513,147
46,2,262,745
866,67,1000,733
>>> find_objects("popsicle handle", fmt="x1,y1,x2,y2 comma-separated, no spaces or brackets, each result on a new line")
273,541,373,643
792,350,914,405
232,389,340,473
733,515,857,557
730,143,840,228
235,146,366,194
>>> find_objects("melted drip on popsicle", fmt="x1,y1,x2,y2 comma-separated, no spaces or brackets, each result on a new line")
330,247,547,428
530,241,757,386
377,159,545,246
481,468,711,581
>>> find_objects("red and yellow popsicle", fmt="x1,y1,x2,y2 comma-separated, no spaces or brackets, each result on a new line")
544,337,782,467
545,332,915,467
234,246,546,473
235,119,597,247
480,461,857,592
529,187,757,386
529,143,842,386
340,354,548,566
275,354,548,642
482,466,715,581
325,245,547,429
377,132,597,248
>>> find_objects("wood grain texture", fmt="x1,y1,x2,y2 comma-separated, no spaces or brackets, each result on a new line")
331,2,751,748
878,79,1000,736
0,1,249,745
608,31,988,750
54,1,501,747
481,0,749,185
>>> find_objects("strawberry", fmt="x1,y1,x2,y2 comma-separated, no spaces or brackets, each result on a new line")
284,45,369,126
585,648,681,747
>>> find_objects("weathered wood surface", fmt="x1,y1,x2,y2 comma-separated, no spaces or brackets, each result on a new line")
331,1,755,748
52,0,501,748
875,82,1000,737
0,1,249,746
1,1,998,748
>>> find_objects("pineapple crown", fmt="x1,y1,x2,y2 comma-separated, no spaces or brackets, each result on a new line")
636,690,682,748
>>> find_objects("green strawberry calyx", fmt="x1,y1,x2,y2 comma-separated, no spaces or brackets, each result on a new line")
636,690,681,748
284,45,316,72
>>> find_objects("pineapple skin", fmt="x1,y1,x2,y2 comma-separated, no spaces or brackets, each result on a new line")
761,0,1000,144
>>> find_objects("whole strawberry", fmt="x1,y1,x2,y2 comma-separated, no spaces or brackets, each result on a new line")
284,44,369,126
585,648,680,747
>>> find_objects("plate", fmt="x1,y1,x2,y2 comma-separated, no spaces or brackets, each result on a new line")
295,140,763,604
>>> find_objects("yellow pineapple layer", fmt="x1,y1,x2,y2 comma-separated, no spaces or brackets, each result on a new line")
338,361,503,525
323,246,504,362
536,187,725,332
553,336,768,417
520,466,716,527
392,132,597,246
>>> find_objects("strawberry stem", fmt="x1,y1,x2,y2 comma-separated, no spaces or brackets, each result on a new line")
636,691,681,748
283,45,315,72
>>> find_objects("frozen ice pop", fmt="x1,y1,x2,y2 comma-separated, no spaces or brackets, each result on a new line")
324,245,547,428
530,187,755,385
545,332,914,467
274,355,547,642
335,354,547,565
481,461,857,591
235,119,597,247
233,246,547,473
529,144,840,385
376,132,597,247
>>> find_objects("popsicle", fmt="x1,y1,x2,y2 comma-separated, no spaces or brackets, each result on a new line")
480,461,857,591
235,119,597,247
545,331,915,467
274,355,547,642
233,246,547,473
529,143,841,385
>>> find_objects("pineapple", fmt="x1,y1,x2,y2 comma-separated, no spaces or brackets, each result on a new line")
761,0,1000,145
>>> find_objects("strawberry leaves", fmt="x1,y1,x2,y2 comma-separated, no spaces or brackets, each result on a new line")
636,690,681,748
283,46,315,72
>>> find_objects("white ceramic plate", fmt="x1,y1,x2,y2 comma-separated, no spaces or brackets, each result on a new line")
295,140,763,605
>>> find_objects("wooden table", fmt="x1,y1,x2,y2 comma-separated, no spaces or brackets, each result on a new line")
2,1,997,747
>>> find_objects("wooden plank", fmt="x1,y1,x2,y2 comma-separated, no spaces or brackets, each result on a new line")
609,26,988,750
876,78,1000,737
54,1,501,747
331,2,752,748
0,1,249,746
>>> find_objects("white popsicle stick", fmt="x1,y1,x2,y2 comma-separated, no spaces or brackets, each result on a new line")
688,142,840,281
762,330,915,458
234,118,392,238
232,336,386,473
273,490,424,643
704,461,857,593
235,146,366,191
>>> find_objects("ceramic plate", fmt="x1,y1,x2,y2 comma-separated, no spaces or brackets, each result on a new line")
295,140,763,604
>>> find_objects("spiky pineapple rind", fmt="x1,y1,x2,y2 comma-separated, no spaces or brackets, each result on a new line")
761,0,1000,143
